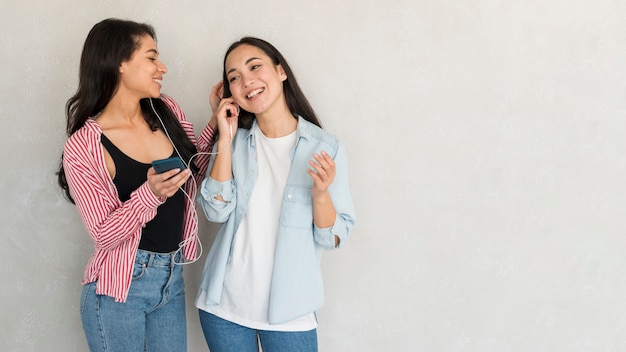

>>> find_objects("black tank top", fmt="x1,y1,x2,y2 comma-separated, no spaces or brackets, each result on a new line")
101,134,184,253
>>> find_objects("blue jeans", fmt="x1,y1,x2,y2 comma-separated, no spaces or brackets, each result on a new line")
198,310,318,352
80,249,187,352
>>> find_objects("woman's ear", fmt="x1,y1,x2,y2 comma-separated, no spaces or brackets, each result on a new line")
119,61,128,74
278,64,287,81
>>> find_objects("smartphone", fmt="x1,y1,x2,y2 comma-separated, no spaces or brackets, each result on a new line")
152,157,186,174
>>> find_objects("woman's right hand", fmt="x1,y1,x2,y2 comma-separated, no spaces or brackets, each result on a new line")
207,85,238,183
146,167,191,198
209,81,224,113
207,81,224,131
214,96,239,147
209,81,239,144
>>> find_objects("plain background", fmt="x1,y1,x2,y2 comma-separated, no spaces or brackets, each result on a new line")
2,0,625,351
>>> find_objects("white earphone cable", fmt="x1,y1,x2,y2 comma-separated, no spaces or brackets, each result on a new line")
149,98,232,265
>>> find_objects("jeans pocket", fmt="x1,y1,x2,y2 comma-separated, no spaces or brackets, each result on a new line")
132,262,147,281
79,282,92,314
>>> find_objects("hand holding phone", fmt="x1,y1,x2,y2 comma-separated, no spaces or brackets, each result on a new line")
152,157,186,174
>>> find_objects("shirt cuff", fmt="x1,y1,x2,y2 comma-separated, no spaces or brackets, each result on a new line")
314,224,341,250
201,176,235,204
136,182,165,209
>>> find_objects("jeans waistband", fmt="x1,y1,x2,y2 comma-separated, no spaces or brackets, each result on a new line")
135,249,181,267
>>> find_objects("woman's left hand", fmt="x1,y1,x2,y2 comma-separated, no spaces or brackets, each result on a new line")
308,151,335,198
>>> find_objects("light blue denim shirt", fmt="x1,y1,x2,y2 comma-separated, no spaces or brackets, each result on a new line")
197,116,356,324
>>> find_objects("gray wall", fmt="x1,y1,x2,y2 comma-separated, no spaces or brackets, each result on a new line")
2,0,625,351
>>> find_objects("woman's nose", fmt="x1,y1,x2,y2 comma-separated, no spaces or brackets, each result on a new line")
157,60,168,74
241,73,254,87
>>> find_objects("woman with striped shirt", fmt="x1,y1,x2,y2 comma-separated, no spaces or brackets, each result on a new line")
57,18,216,351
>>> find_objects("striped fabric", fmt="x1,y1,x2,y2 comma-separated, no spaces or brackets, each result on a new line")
63,94,214,302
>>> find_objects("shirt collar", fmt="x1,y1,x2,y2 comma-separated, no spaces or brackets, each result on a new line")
249,115,313,145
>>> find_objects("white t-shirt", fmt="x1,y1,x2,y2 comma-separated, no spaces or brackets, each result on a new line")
198,125,317,331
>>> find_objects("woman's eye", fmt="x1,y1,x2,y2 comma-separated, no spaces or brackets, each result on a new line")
229,76,239,83
251,64,260,70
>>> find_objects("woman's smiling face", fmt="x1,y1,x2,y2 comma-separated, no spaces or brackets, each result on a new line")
225,44,287,116
119,34,167,100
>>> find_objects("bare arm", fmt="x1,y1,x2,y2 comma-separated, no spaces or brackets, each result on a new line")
308,151,340,247
208,93,239,204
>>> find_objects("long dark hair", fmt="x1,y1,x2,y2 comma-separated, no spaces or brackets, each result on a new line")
222,37,322,129
57,18,197,203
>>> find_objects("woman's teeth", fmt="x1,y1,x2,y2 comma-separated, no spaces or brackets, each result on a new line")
247,88,264,99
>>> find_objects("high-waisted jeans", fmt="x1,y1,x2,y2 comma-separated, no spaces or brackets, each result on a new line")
198,310,318,352
80,249,186,352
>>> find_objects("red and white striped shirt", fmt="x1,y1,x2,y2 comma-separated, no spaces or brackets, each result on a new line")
62,94,214,302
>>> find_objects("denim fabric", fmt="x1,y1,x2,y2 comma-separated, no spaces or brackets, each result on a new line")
197,117,356,324
198,310,318,352
80,249,186,352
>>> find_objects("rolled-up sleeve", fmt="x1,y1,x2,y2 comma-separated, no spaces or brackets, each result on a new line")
312,142,355,250
198,176,237,223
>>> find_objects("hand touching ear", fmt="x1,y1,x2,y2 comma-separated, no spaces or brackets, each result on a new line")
208,81,225,131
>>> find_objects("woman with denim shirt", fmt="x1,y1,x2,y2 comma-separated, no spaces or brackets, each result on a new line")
196,37,356,352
